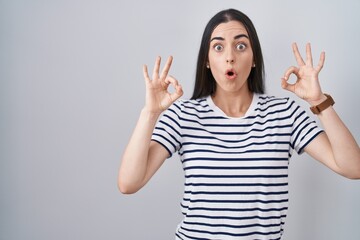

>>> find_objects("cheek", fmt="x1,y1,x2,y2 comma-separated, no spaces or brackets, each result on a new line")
208,52,219,64
238,54,254,70
208,55,222,72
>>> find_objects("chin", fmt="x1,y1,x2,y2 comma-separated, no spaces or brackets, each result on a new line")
217,81,248,94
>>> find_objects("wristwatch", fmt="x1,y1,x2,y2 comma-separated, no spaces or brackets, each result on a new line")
310,94,335,114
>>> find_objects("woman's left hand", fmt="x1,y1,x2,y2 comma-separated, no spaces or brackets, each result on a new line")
281,43,326,105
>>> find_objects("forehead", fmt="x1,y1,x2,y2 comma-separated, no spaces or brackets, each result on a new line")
211,20,248,38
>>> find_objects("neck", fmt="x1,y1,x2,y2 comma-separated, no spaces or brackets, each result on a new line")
212,89,253,118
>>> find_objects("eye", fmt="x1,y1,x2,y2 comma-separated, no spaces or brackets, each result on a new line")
213,44,223,52
236,43,247,51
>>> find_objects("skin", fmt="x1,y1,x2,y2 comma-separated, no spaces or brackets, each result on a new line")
283,43,360,179
208,21,255,117
118,21,360,194
118,56,182,194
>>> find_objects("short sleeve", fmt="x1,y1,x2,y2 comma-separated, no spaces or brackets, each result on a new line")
151,101,183,158
288,98,324,154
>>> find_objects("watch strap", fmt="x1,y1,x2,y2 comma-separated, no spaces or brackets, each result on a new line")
310,94,335,114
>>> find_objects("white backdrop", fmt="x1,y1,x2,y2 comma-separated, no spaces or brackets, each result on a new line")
1,0,359,239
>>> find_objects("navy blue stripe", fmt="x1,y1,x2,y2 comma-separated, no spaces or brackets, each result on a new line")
151,133,176,152
181,98,295,121
172,101,182,111
178,100,296,124
254,100,288,112
155,125,181,146
181,132,291,144
184,182,288,187
181,124,292,136
183,166,288,171
258,95,276,99
182,98,207,107
151,139,172,157
176,230,209,240
245,100,296,120
181,205,288,212
181,140,289,149
292,120,314,148
181,112,227,120
185,214,287,221
179,108,296,127
185,175,288,179
183,220,282,229
193,118,291,128
180,226,282,237
291,108,307,129
162,110,181,128
257,96,287,105
298,129,323,153
182,198,288,204
183,190,288,195
290,112,308,139
269,237,282,240
299,125,317,144
160,114,182,134
182,157,288,163
182,104,213,113
180,148,288,156
175,232,184,240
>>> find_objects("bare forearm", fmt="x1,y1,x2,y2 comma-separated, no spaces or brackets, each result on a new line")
317,106,360,178
119,109,160,191
118,56,183,193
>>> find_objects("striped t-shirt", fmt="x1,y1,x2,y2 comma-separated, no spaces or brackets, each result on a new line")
151,94,323,240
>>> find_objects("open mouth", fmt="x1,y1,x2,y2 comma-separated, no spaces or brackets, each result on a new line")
225,69,237,79
227,71,234,76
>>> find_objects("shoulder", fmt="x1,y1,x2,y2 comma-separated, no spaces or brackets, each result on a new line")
253,94,307,119
172,97,211,113
256,94,293,109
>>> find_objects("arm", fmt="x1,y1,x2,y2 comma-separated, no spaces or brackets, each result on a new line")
281,43,360,179
305,105,360,179
118,56,183,194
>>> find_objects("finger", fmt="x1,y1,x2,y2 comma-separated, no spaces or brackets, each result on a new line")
306,43,313,66
152,56,161,81
171,84,184,101
165,76,183,98
283,66,300,80
281,77,295,93
160,56,173,80
143,64,151,84
170,83,183,102
164,76,179,87
316,51,325,72
292,43,305,66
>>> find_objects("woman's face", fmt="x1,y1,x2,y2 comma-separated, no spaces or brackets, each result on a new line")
208,20,254,95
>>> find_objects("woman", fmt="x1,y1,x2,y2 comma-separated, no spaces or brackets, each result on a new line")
118,9,360,240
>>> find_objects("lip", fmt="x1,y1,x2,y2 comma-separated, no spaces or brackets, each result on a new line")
225,69,237,80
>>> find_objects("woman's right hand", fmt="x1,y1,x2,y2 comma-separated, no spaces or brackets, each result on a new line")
143,56,183,114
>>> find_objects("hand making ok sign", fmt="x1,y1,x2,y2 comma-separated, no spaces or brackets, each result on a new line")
143,56,183,114
281,43,326,105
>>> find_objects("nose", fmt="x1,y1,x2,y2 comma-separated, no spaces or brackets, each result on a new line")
226,49,235,64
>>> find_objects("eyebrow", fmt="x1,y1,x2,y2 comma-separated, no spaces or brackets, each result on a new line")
210,34,249,42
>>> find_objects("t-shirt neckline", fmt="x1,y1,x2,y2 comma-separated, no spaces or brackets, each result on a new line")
206,93,259,120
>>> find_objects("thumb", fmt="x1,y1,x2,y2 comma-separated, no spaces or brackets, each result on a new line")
281,77,295,93
281,66,299,93
170,84,183,102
